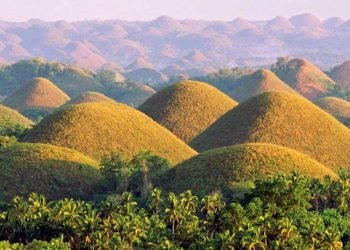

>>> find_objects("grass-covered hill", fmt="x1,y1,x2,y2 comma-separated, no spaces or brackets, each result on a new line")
0,105,33,133
230,69,298,102
139,80,238,142
271,58,336,99
21,102,197,164
65,91,116,105
157,143,337,194
2,77,70,113
315,96,350,122
190,92,350,170
118,83,156,107
329,60,350,90
0,143,101,201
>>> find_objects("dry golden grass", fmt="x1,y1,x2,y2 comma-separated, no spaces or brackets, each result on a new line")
230,69,298,102
65,91,116,105
22,102,197,164
190,92,350,170
157,143,337,194
139,80,238,142
0,142,101,201
0,105,33,128
274,58,335,99
315,96,350,122
2,77,70,112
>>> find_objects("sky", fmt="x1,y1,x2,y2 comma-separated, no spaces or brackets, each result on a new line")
0,0,349,22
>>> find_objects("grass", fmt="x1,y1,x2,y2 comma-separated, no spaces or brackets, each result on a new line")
2,77,70,112
0,142,101,201
190,91,350,170
0,105,33,130
315,96,350,122
230,69,298,102
139,80,238,142
22,102,197,164
273,58,335,99
66,91,116,105
156,143,337,194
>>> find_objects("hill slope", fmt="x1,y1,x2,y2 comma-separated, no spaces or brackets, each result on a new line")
2,77,70,112
315,96,350,122
65,91,116,105
22,102,196,164
190,92,350,170
0,105,33,133
0,143,101,201
230,69,298,102
139,80,238,142
328,61,350,90
272,58,335,99
157,143,336,194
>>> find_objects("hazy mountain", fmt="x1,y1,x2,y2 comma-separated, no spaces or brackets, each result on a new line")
0,13,350,70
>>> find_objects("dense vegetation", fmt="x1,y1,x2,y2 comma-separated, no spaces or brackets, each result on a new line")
1,172,350,249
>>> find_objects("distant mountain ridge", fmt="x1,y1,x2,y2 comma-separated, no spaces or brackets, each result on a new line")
1,13,350,70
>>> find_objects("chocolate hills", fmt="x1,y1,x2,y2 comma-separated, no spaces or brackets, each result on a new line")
230,69,298,102
190,92,350,170
65,91,116,105
0,143,101,201
328,61,350,90
272,58,336,99
139,80,238,142
315,96,350,122
22,102,196,164
0,105,33,132
157,143,336,194
2,77,70,112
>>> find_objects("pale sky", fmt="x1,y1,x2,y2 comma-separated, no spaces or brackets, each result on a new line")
0,0,349,22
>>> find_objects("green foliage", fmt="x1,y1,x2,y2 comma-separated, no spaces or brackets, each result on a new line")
193,67,253,93
100,151,171,197
1,173,350,249
0,122,26,138
22,109,50,123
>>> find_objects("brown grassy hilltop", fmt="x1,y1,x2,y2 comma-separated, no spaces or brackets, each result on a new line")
329,60,350,90
190,92,350,170
0,143,101,201
272,58,335,99
2,77,70,112
315,96,350,122
0,105,33,130
139,80,238,142
157,143,337,194
230,69,298,102
22,102,196,164
65,91,116,105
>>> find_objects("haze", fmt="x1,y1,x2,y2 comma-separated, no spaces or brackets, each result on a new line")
0,0,349,21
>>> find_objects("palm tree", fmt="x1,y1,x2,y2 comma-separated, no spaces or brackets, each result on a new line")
149,188,163,215
277,218,297,248
165,193,184,236
179,190,198,215
320,230,343,250
241,226,266,250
